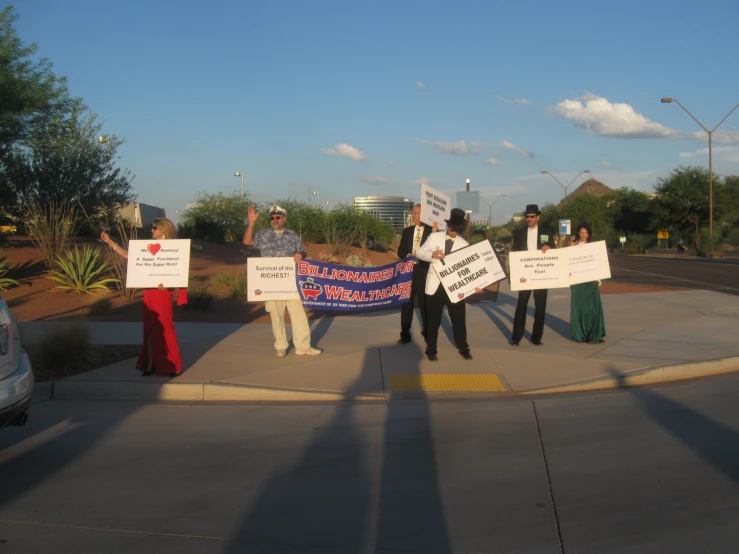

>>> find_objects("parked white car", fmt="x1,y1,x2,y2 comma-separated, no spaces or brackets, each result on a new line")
0,298,34,427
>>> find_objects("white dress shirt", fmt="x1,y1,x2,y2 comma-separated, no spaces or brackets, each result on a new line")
527,225,538,251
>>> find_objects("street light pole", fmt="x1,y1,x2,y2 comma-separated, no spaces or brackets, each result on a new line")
541,170,591,201
465,178,471,241
661,97,739,255
234,172,244,198
479,194,506,240
312,190,320,209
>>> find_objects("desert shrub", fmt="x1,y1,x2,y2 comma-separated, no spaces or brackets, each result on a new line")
0,252,20,292
186,278,214,310
33,322,91,380
373,241,390,253
346,254,373,267
627,234,649,254
25,198,79,268
105,218,138,300
390,234,401,254
318,250,340,264
214,270,235,287
88,297,112,316
47,245,119,294
229,273,248,299
727,228,739,247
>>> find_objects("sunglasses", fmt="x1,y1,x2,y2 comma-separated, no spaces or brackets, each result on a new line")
151,225,158,230
525,215,537,219
270,215,283,221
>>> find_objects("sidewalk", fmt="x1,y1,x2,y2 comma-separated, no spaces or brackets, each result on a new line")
22,282,739,402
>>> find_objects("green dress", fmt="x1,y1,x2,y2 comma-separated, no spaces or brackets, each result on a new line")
570,281,606,343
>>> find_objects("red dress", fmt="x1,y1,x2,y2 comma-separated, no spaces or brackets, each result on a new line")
136,288,188,375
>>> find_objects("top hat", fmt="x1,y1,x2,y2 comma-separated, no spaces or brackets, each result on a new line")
524,204,541,215
269,205,287,217
444,208,467,232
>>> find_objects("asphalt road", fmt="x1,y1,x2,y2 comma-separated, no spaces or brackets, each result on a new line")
609,254,739,295
1,373,739,553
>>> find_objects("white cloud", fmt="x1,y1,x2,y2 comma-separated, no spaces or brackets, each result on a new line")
416,81,426,89
416,138,479,155
360,174,395,185
501,139,534,158
320,143,367,161
388,160,399,167
688,128,739,144
552,92,679,138
412,176,430,186
483,157,500,166
596,161,612,168
497,95,531,105
679,145,739,164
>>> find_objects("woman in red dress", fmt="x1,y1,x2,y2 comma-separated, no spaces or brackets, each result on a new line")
101,218,188,377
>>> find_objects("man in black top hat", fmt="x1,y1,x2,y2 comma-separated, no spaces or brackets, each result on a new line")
416,208,480,361
510,204,556,346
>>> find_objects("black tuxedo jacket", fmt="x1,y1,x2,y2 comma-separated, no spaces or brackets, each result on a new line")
512,225,556,252
398,224,432,267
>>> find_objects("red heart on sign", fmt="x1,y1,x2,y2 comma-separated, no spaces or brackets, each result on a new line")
147,243,161,255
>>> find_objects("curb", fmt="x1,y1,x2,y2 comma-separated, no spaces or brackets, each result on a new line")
51,380,386,403
519,356,739,395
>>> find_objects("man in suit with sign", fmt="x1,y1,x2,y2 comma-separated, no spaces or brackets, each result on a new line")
510,204,556,346
416,208,478,362
396,204,437,344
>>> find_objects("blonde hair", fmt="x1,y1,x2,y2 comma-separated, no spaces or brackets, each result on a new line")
153,218,176,240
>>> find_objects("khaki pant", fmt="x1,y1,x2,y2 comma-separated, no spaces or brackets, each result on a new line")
264,299,312,351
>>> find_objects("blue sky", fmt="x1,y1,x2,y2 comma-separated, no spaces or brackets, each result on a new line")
13,0,739,224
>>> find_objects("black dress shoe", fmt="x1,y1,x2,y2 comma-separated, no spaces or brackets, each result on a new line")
531,340,543,346
397,337,411,345
426,353,438,361
460,351,473,360
509,340,520,346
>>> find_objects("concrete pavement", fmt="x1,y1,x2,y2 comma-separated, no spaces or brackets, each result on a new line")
20,282,739,402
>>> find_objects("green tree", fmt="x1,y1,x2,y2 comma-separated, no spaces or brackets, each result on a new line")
259,198,326,243
653,166,713,248
559,194,611,240
605,188,654,237
181,191,253,243
3,105,134,221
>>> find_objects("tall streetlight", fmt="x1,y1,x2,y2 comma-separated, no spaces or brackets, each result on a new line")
234,172,244,198
325,201,332,211
312,190,320,208
661,97,739,255
541,169,590,201
98,136,111,179
479,194,506,240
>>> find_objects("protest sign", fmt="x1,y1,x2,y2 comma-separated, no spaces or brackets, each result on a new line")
509,250,568,291
432,241,506,303
296,258,414,312
566,240,611,285
420,183,451,230
125,239,191,288
247,257,300,301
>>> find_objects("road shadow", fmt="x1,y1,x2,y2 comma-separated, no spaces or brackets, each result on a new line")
226,342,451,553
607,368,739,484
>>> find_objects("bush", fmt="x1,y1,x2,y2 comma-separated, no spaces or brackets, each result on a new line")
106,218,138,300
47,245,119,294
0,252,20,292
228,273,248,299
728,228,739,247
185,278,214,310
180,191,252,243
214,270,235,287
25,198,79,269
346,254,373,267
318,250,340,264
34,322,91,380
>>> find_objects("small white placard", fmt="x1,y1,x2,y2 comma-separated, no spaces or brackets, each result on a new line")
125,239,191,288
247,257,300,301
432,241,507,303
420,183,451,231
509,250,568,291
565,240,611,285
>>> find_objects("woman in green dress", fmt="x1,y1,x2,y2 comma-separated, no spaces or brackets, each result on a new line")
569,222,606,343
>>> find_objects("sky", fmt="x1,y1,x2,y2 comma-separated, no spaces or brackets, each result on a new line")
13,0,739,225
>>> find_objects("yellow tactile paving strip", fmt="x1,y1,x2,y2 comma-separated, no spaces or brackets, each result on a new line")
388,374,506,392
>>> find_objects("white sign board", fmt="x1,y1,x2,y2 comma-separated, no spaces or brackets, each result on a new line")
247,257,300,301
565,241,611,285
125,239,191,288
509,250,568,291
420,183,451,231
619,236,627,243
432,241,507,303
